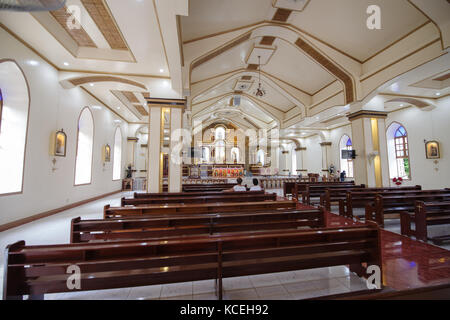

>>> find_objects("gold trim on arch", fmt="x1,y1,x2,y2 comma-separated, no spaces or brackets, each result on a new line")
68,76,147,90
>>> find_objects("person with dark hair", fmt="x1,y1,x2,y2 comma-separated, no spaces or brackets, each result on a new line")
226,177,246,192
250,178,262,191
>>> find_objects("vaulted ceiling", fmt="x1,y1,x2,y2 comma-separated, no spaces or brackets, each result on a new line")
182,0,450,138
1,0,449,133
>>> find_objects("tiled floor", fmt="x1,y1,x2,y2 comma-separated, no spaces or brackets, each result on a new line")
1,189,449,300
37,266,365,300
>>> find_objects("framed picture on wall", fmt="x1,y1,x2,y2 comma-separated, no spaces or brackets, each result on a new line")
425,140,440,159
103,144,111,162
54,129,67,157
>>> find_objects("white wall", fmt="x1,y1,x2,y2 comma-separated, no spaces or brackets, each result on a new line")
298,97,450,190
0,28,128,226
303,135,323,174
385,99,450,189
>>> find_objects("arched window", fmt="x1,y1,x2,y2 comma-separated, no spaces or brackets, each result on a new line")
387,123,411,179
215,140,225,163
74,107,94,185
214,126,226,163
0,61,30,195
257,149,265,166
215,126,225,141
231,147,240,163
339,135,354,178
112,127,122,180
202,146,210,163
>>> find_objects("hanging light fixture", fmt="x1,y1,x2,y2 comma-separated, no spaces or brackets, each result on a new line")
254,56,266,97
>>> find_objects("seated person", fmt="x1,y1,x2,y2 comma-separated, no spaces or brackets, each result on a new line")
226,177,247,192
250,178,262,191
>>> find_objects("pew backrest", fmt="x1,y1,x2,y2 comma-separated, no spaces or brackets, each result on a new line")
71,207,326,243
104,200,298,219
121,192,275,206
4,224,381,300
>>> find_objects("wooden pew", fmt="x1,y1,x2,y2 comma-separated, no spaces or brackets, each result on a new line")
300,184,365,205
293,181,355,197
133,190,263,199
400,201,450,244
71,207,326,243
182,183,236,192
104,200,298,219
121,192,276,206
319,186,372,211
3,224,381,300
339,186,422,217
365,191,450,227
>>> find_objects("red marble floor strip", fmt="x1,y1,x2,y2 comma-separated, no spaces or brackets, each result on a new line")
320,208,450,290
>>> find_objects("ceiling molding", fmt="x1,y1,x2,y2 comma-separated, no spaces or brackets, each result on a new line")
67,76,147,89
80,86,127,122
362,20,432,63
191,32,251,70
360,38,442,82
295,38,355,104
406,0,445,50
111,90,143,120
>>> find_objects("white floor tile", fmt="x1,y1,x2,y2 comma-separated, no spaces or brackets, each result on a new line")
160,282,193,298
127,284,162,300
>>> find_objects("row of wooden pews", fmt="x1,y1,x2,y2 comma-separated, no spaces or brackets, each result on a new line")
339,186,422,217
4,224,381,300
401,201,450,245
121,191,276,206
284,180,355,198
365,190,450,227
3,186,383,300
284,181,450,246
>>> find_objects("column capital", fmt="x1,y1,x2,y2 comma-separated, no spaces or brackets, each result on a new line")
146,97,187,110
127,137,139,142
295,147,306,151
281,151,289,154
320,142,332,146
347,110,387,121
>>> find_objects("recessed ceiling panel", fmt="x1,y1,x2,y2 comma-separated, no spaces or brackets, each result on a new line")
234,80,254,92
246,45,276,65
273,0,310,12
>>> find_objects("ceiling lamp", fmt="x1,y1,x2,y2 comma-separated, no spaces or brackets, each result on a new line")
254,56,266,98
0,0,66,11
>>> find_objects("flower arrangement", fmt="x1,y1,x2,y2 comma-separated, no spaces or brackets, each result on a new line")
392,177,403,186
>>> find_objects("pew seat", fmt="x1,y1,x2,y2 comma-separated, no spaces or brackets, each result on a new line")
400,201,450,244
365,192,450,227
71,208,326,243
104,200,298,219
3,224,381,300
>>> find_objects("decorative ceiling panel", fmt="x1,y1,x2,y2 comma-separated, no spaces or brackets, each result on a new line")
80,0,128,50
246,45,276,65
49,6,97,47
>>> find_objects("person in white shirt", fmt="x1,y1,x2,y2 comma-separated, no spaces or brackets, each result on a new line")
249,178,262,191
227,177,246,192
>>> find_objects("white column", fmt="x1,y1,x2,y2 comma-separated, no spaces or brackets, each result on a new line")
147,107,162,193
320,142,332,177
169,108,182,192
348,111,389,187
